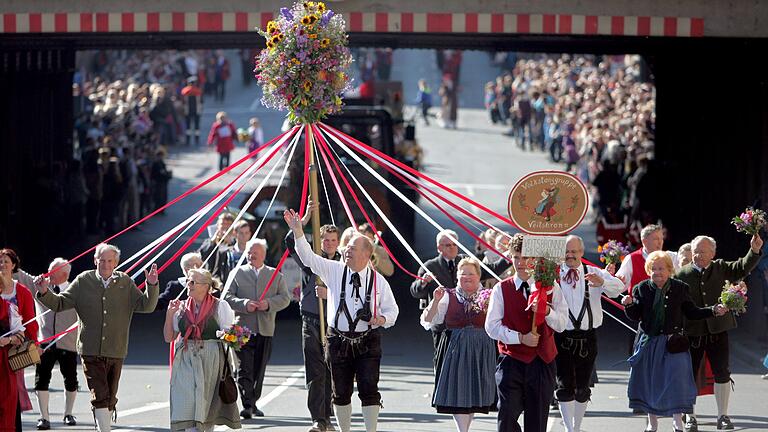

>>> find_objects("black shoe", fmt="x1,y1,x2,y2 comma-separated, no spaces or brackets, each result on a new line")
684,416,698,432
63,415,77,426
36,419,51,430
252,407,265,417
240,408,252,419
717,415,734,430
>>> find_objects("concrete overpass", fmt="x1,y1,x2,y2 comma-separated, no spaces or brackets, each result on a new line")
0,0,767,38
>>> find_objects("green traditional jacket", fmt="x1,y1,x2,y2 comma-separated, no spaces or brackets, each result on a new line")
675,249,760,336
37,270,159,358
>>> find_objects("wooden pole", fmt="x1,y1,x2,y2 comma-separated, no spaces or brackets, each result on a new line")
307,126,326,343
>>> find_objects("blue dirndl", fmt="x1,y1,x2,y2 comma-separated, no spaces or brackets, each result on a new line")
433,326,496,414
627,334,697,416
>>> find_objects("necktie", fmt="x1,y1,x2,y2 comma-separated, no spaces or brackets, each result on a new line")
52,285,60,294
520,281,530,299
350,273,362,299
564,268,579,286
448,260,456,284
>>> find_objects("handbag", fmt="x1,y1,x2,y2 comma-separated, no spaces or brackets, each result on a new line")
8,338,41,371
666,333,690,354
218,346,238,404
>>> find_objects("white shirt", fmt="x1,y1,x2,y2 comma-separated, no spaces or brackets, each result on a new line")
295,235,399,332
419,285,486,330
558,263,624,330
3,302,24,335
615,249,680,291
172,299,236,333
484,275,568,345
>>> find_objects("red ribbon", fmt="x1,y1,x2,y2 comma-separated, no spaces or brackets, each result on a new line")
35,326,77,346
529,281,550,327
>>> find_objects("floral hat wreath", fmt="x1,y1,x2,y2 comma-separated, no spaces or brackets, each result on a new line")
255,1,354,124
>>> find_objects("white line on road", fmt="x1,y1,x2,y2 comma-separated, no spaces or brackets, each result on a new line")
117,366,306,423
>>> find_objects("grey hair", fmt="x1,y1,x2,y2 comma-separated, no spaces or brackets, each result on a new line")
179,252,202,271
677,243,692,254
691,235,717,251
246,237,268,252
436,229,459,246
94,243,121,261
640,224,663,240
565,235,585,251
48,257,71,274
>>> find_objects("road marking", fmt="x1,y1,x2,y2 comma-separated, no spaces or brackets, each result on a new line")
117,366,305,423
119,401,170,417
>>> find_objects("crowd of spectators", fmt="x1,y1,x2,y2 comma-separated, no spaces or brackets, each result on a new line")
65,50,231,238
484,53,657,248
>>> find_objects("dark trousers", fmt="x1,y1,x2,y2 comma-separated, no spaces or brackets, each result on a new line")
219,152,231,171
185,114,200,145
236,334,273,409
554,330,597,402
35,346,79,391
81,356,123,410
689,332,731,383
496,355,555,432
326,328,381,406
302,315,333,423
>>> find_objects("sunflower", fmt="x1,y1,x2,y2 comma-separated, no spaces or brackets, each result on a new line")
308,33,318,39
316,2,326,12
270,34,281,45
266,41,275,49
303,81,312,92
266,20,278,34
320,38,330,48
301,15,312,26
303,1,314,9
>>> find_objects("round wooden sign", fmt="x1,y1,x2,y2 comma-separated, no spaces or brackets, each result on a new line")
507,171,589,235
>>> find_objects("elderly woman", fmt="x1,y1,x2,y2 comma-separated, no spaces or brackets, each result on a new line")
421,257,496,432
621,251,728,432
164,268,241,432
0,288,25,431
0,248,39,426
156,252,205,311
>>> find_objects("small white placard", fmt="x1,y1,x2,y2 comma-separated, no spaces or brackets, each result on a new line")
522,235,567,260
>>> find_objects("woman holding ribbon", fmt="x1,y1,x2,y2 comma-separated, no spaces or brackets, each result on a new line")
621,251,728,432
0,286,25,431
421,257,496,432
164,268,241,432
1,248,39,427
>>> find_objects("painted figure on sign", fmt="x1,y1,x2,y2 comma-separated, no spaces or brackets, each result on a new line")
535,187,559,221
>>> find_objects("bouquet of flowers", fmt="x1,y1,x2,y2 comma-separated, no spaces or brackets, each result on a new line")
467,289,493,315
719,280,748,315
217,324,252,351
533,257,558,288
598,240,630,265
237,128,250,143
731,207,767,235
255,1,354,124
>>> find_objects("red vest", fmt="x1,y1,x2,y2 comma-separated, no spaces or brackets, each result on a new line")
628,249,649,289
497,278,557,364
444,290,486,329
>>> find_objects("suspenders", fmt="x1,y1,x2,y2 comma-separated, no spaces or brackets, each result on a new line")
333,266,375,332
567,264,594,331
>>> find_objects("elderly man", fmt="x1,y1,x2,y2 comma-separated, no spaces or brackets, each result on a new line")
36,243,159,432
224,238,291,419
29,258,80,429
199,212,236,281
676,234,762,432
614,224,679,291
155,252,204,311
485,234,568,432
286,221,341,432
555,235,623,432
285,209,399,432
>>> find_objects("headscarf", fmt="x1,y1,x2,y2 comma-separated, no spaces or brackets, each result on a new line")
181,293,216,348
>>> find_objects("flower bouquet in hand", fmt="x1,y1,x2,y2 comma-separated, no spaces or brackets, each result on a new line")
731,207,767,235
719,280,748,315
529,258,558,327
598,240,630,265
467,289,493,315
217,324,252,351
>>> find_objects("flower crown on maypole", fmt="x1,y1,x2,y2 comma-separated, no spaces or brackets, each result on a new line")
255,1,354,124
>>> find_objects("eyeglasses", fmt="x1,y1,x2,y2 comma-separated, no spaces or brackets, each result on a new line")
186,280,210,286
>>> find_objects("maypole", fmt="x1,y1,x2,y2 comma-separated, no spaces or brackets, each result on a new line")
307,130,326,342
